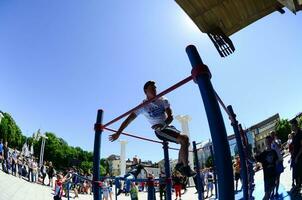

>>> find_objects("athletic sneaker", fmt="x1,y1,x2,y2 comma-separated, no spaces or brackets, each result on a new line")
175,163,184,172
179,166,196,177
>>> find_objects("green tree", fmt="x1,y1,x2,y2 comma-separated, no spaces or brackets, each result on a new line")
205,156,213,168
0,111,106,174
298,116,302,129
80,161,93,174
275,119,291,143
0,112,24,149
100,158,109,176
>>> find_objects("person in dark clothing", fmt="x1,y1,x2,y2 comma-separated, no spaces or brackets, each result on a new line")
41,161,47,185
159,173,166,200
3,141,9,173
124,164,145,180
48,161,55,187
117,157,146,196
11,148,18,176
0,139,3,171
193,168,204,196
290,119,302,191
255,136,278,200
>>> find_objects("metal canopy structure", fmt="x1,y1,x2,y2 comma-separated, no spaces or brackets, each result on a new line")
176,0,302,57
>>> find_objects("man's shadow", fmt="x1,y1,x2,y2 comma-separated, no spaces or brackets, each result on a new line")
287,190,302,200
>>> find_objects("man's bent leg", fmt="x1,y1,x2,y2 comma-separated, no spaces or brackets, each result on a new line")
177,135,189,166
177,135,196,177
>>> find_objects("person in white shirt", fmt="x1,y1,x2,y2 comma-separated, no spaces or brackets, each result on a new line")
109,81,196,177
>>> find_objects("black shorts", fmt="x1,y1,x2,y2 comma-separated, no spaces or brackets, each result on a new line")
155,126,180,144
235,172,241,181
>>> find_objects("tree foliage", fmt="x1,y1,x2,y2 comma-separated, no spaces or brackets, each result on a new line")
275,119,291,143
205,156,213,168
298,116,302,129
0,112,25,149
0,111,109,174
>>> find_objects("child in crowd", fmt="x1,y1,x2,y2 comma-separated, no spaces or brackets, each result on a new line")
54,174,64,200
130,182,139,200
172,171,183,200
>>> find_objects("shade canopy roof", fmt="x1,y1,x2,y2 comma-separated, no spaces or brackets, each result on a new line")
176,0,301,36
176,0,282,36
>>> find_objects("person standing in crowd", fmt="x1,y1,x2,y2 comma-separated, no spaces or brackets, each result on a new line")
205,168,214,198
291,119,302,192
41,161,47,185
32,158,38,183
11,147,18,176
7,155,12,173
287,132,293,154
159,172,166,200
0,139,3,170
193,167,204,195
48,161,55,188
102,180,110,200
17,155,23,178
3,141,9,173
255,136,278,200
27,157,33,182
271,131,284,197
288,131,295,187
233,156,241,192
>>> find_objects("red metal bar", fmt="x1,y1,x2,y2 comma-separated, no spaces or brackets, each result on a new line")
103,127,197,152
103,75,194,128
104,127,162,144
214,91,236,123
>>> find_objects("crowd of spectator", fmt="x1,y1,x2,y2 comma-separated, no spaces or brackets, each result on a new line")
0,140,99,200
0,140,48,184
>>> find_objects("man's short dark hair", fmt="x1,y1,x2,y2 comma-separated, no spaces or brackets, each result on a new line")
143,80,155,91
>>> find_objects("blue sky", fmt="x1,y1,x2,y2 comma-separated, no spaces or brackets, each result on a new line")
0,1,301,162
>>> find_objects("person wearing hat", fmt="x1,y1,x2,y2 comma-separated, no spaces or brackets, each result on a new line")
109,81,196,177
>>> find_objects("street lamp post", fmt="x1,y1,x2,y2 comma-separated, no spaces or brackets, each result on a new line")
33,129,48,167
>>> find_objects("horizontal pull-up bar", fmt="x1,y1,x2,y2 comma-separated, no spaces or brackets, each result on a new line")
214,91,236,123
104,127,162,144
103,127,199,152
102,75,194,128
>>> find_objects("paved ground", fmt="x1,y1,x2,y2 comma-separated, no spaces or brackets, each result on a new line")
0,154,300,200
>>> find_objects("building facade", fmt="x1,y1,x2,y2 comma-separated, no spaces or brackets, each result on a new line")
247,114,280,154
107,154,121,176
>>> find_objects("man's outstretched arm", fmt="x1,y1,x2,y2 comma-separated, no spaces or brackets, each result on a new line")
109,112,137,142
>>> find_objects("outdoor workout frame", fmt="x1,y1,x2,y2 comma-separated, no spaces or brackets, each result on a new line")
93,45,234,200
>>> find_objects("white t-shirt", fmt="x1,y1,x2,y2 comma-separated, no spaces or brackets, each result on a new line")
134,97,170,126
